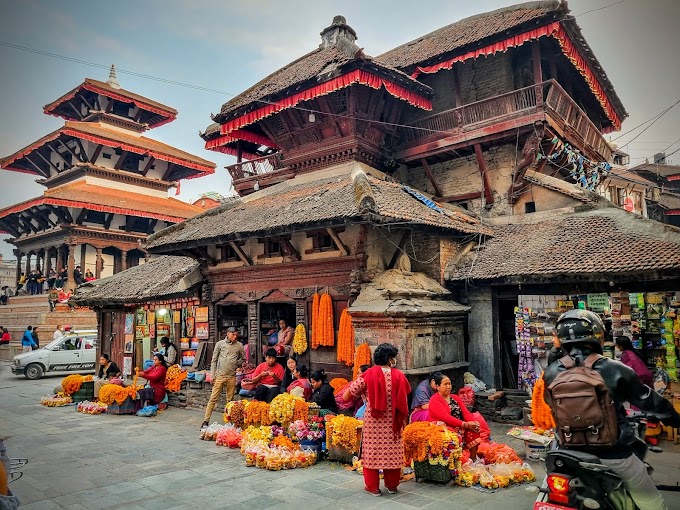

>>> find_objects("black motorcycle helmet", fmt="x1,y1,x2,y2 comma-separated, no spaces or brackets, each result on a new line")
555,309,606,350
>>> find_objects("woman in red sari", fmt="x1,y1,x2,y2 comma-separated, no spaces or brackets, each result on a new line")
428,373,484,457
346,343,410,497
137,353,168,406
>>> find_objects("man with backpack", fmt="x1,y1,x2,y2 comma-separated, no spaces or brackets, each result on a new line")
543,309,680,510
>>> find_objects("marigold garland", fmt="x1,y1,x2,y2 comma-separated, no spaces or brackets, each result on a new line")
336,309,355,366
352,343,372,379
293,399,309,422
61,374,93,396
98,383,141,405
244,401,273,426
311,293,321,349
164,364,187,392
269,393,305,424
402,422,463,470
292,324,308,355
225,401,246,428
531,375,556,430
326,415,363,452
271,435,295,450
330,378,349,395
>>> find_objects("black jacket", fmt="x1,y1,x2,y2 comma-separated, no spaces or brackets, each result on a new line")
311,383,337,412
543,345,680,458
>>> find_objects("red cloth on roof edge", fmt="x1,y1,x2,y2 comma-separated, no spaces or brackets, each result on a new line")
219,69,432,136
206,129,278,150
410,22,621,131
61,129,214,174
209,145,260,161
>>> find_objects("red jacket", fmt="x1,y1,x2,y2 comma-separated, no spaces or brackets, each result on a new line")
141,365,167,403
428,392,476,429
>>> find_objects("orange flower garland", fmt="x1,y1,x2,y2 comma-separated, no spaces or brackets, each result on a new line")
326,415,363,452
403,422,434,463
165,365,187,392
311,293,321,349
292,324,308,355
312,292,335,348
352,343,371,379
244,401,273,426
98,384,141,405
271,436,295,450
336,309,355,366
531,375,556,430
61,374,93,396
330,378,349,395
293,399,309,422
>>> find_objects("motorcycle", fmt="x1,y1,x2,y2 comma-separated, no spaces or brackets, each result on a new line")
531,412,674,510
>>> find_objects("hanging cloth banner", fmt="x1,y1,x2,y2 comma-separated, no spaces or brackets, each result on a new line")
219,69,432,136
409,22,621,132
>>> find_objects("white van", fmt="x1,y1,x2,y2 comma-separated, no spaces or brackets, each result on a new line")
11,330,98,379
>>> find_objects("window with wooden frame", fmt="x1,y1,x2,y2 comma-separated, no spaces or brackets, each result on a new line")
259,237,286,258
219,243,244,262
306,229,343,254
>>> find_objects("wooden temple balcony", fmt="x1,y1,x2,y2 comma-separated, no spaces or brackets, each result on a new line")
395,79,612,163
225,153,293,195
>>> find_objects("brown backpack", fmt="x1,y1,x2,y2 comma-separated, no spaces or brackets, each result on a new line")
546,354,619,448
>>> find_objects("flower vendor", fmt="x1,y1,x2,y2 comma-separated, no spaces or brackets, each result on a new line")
427,374,485,458
248,348,285,403
409,372,441,423
287,363,312,400
310,369,337,412
280,355,298,392
94,353,121,399
201,327,246,429
346,343,410,497
136,353,169,407
263,318,294,357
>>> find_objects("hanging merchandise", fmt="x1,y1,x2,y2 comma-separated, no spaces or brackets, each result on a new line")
515,307,536,392
311,293,321,349
353,343,372,380
336,309,355,366
313,293,334,348
541,136,612,190
292,324,308,355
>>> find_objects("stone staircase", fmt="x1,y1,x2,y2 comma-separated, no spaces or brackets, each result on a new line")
0,294,97,360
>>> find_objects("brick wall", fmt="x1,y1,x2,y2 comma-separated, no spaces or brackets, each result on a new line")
458,53,514,103
407,144,517,216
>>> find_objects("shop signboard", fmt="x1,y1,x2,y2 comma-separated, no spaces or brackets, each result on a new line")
587,293,610,312
195,307,209,323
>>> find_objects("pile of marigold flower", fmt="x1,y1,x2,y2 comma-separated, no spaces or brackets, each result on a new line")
326,415,363,453
164,364,187,392
61,374,93,396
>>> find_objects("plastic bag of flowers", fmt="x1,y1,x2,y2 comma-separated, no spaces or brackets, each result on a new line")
136,405,158,417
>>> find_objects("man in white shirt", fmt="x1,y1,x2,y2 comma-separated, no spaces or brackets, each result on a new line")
53,325,64,342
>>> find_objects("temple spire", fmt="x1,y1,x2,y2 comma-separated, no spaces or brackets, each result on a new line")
106,64,121,89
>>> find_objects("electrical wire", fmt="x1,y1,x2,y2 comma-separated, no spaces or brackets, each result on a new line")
611,99,680,142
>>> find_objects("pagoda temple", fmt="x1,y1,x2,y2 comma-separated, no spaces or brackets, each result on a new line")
0,66,216,291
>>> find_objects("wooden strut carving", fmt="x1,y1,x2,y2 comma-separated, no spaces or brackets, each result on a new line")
510,121,546,198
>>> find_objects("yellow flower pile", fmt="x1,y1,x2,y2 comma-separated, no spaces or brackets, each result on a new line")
269,393,305,424
241,425,273,446
326,415,363,453
244,401,273,426
61,374,93,396
98,383,142,405
292,324,308,355
403,422,462,470
164,364,187,392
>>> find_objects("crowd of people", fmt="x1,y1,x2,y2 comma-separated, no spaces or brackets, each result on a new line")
14,264,94,299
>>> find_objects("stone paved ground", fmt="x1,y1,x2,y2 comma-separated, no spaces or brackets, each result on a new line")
1,361,679,510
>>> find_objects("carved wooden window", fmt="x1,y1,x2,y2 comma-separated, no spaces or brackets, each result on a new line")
219,243,242,262
329,89,348,113
112,101,131,118
120,154,142,172
263,238,282,257
306,229,342,253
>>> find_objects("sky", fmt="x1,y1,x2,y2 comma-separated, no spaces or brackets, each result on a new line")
0,0,678,261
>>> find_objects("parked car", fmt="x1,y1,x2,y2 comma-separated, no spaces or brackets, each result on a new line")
11,330,98,379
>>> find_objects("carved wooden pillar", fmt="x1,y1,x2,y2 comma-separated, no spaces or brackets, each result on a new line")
56,248,64,273
66,244,77,292
80,244,87,270
45,249,52,275
533,40,542,85
120,249,128,272
15,253,23,285
95,247,103,279
25,253,31,275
